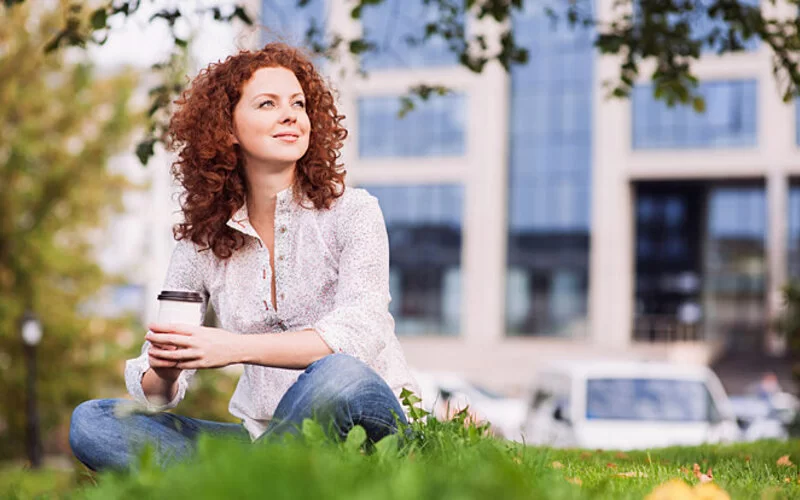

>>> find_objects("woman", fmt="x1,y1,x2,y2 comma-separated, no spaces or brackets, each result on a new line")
69,43,420,471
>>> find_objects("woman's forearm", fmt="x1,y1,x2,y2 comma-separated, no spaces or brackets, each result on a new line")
141,368,180,405
234,329,334,369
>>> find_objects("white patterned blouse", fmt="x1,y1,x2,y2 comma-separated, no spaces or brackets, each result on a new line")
124,186,420,440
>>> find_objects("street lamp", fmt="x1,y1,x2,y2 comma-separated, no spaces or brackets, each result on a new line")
21,311,42,469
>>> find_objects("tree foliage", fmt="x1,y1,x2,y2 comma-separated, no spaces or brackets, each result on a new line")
0,0,142,459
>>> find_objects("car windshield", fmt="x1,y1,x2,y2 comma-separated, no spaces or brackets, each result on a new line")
586,378,713,422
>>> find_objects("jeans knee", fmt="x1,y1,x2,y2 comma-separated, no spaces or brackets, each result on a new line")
69,399,115,463
309,354,384,398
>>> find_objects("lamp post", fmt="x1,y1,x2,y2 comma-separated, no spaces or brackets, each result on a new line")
21,311,43,469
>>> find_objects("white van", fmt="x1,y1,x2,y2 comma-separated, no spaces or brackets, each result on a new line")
522,361,741,450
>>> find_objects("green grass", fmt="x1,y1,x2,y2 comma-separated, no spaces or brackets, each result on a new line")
3,409,800,499
0,461,90,499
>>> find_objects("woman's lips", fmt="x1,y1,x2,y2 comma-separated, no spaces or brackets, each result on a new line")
273,134,299,143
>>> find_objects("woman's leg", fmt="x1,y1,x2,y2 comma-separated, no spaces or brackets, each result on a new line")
69,399,248,471
256,354,408,443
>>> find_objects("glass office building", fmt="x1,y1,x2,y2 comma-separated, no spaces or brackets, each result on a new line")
252,0,799,386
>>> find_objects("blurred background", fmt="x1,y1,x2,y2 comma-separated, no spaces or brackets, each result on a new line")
3,0,800,481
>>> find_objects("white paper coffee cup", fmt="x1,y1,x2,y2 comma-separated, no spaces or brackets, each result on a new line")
157,290,204,325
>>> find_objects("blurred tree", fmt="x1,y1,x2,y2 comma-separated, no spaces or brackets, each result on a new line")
0,1,142,459
16,0,800,163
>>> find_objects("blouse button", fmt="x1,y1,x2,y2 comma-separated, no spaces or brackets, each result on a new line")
279,226,287,234
279,293,285,300
277,255,285,262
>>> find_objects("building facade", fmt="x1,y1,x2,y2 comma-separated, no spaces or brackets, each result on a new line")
167,0,799,393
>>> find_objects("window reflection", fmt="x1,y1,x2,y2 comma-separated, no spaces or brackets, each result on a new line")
260,0,326,47
360,185,463,336
633,80,757,149
633,182,766,351
586,379,714,422
704,186,766,352
360,0,459,70
358,94,466,158
506,1,593,337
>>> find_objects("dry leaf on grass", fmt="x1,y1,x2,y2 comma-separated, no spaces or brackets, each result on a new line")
566,477,582,486
615,451,630,459
693,463,713,483
580,451,593,460
776,455,794,467
606,462,618,469
551,461,564,469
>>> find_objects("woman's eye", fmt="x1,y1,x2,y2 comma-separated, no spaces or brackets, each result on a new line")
258,100,274,108
293,100,306,108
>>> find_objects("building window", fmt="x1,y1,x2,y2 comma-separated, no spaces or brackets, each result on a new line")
359,185,463,336
360,0,459,70
632,80,758,149
358,94,466,158
633,182,766,352
506,2,593,338
261,0,326,47
796,102,800,146
704,185,766,352
789,182,800,279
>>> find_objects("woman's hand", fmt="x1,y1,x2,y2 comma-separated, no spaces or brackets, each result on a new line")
147,342,183,381
146,323,242,370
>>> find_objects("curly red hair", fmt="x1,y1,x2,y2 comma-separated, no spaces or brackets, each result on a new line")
167,43,347,259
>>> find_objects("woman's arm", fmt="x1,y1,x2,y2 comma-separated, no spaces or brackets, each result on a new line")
146,324,334,370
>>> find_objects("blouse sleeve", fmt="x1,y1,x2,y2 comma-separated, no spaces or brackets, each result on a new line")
312,192,395,363
124,239,207,411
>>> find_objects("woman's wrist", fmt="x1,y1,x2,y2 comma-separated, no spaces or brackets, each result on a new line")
231,332,258,365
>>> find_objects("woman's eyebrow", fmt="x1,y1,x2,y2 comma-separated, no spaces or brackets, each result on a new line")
251,92,305,102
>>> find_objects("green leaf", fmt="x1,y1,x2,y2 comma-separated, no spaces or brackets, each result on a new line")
90,8,107,31
301,419,328,445
691,96,706,113
135,139,156,165
373,433,398,460
343,425,367,453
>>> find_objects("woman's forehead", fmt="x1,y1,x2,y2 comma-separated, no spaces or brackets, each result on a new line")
242,67,304,97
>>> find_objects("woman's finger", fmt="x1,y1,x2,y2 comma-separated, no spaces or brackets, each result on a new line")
149,346,200,361
146,332,193,348
148,356,178,368
147,323,195,335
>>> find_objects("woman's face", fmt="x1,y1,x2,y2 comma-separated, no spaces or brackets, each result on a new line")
232,66,311,168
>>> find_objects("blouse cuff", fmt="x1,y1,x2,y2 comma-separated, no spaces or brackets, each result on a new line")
124,341,190,412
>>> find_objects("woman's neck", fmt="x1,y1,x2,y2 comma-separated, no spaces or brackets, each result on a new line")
244,163,295,222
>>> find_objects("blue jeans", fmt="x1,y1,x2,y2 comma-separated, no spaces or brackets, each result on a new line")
69,354,407,471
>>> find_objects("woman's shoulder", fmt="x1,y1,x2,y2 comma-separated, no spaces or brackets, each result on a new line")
326,186,378,215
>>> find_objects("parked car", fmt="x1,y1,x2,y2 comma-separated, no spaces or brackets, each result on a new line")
411,370,528,441
522,361,741,450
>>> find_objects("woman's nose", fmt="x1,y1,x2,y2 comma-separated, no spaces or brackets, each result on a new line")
281,106,297,123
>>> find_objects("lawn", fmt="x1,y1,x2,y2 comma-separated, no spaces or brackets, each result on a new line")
3,408,800,499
